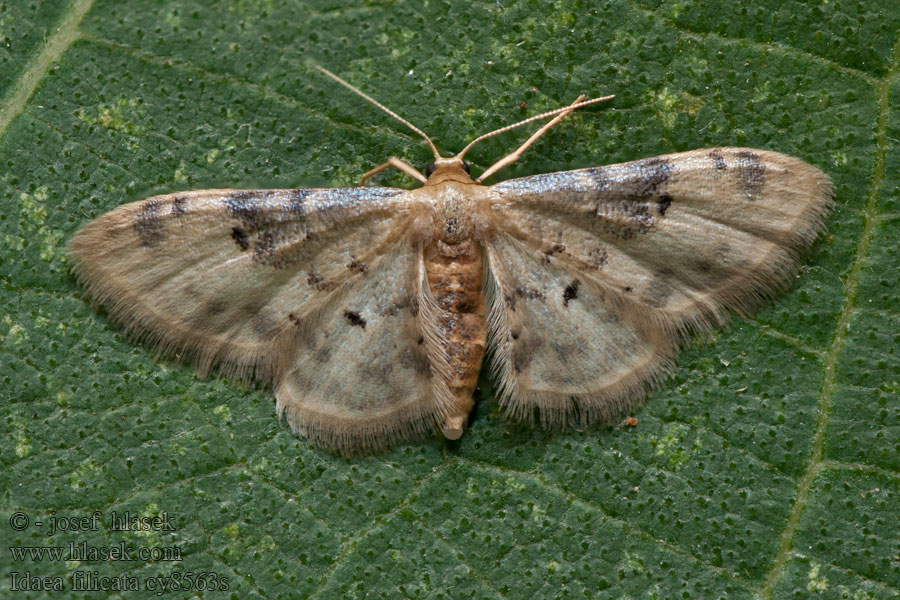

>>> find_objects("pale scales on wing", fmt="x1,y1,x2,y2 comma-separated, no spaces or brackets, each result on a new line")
68,67,832,455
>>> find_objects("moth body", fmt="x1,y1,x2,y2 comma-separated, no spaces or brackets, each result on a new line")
417,166,491,438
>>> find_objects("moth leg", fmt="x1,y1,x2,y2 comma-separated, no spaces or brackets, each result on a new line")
360,157,427,185
476,95,585,183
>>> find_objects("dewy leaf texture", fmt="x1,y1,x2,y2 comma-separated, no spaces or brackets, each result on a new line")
1,1,898,598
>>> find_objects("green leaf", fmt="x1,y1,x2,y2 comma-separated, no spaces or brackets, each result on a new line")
2,1,898,598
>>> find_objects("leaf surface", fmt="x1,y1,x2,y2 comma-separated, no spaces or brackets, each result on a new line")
1,1,898,598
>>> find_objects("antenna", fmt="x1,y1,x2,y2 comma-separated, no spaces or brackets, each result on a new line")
313,65,442,161
454,96,612,160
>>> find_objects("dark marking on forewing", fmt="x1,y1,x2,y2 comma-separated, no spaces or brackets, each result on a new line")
224,191,266,230
516,286,545,300
344,310,367,328
709,151,727,171
231,226,250,251
635,157,672,196
735,151,765,200
134,199,165,247
582,159,674,240
504,293,517,310
253,230,281,262
562,279,580,307
347,258,368,274
171,196,187,217
223,189,310,232
657,192,672,216
287,188,311,216
542,243,566,262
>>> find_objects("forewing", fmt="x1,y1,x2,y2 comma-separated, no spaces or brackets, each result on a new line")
486,148,832,425
68,186,413,383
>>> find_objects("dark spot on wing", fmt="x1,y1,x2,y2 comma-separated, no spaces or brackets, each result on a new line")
287,188,311,216
625,204,654,234
657,192,672,216
735,150,765,200
288,312,301,326
709,151,727,171
134,199,165,247
562,279,580,307
586,166,612,190
636,157,672,196
171,196,187,217
253,230,280,262
439,314,458,336
348,257,368,273
542,243,565,262
344,310,367,328
306,272,322,286
231,226,250,251
224,191,267,231
516,286,544,300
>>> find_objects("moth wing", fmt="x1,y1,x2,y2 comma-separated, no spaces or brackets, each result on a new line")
70,187,453,452
485,148,832,425
275,238,455,454
69,186,416,381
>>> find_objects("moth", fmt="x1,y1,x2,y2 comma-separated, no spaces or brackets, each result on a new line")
69,67,833,455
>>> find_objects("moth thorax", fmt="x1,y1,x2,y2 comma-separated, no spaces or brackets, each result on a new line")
434,188,472,244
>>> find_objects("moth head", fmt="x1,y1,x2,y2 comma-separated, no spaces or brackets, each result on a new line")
425,159,470,178
423,156,474,186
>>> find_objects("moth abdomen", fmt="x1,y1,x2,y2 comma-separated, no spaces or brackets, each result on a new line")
423,237,487,440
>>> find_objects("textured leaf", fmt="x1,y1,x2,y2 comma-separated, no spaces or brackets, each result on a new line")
1,1,898,598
